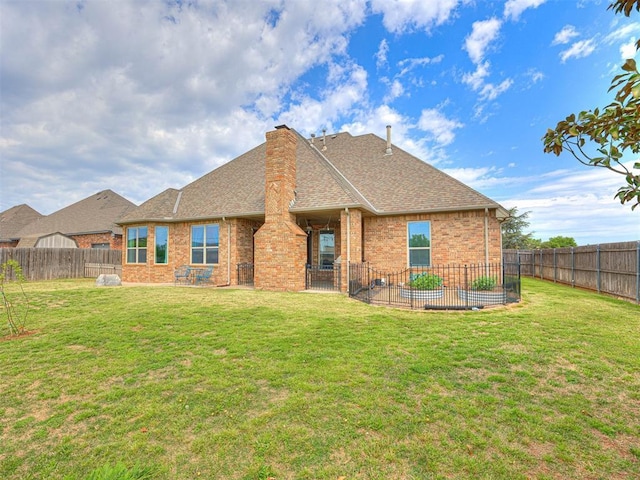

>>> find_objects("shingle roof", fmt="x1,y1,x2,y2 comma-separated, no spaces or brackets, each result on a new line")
119,129,504,224
17,190,136,237
0,204,44,242
313,132,501,213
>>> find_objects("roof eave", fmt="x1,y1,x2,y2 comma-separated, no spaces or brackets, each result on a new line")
117,211,267,225
291,204,377,215
374,204,504,216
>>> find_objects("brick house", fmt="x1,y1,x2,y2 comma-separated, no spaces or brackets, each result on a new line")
118,125,508,291
12,190,135,249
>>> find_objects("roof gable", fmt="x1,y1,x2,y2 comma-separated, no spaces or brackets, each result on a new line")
17,190,136,237
0,204,43,241
316,132,500,213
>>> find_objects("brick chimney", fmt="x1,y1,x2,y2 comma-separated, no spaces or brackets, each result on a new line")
254,125,308,291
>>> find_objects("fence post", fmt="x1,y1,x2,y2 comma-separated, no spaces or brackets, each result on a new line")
636,241,640,304
540,250,543,280
464,265,469,307
571,247,575,288
596,244,601,294
553,248,557,283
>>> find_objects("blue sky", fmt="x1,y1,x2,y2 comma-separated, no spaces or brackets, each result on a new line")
1,0,639,244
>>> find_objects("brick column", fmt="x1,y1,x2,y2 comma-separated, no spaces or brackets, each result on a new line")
254,126,307,291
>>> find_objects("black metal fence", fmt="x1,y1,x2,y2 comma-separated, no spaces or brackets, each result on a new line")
306,264,341,291
235,263,342,291
348,262,520,310
237,262,254,286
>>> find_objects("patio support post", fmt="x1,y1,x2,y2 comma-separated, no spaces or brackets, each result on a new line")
340,208,362,293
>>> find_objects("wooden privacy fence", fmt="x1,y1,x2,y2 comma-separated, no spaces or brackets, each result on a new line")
0,248,122,281
504,241,640,303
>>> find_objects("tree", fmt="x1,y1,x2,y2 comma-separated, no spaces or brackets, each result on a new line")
542,0,640,210
501,207,535,249
541,236,578,248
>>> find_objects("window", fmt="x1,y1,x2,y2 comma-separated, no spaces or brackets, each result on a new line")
319,230,335,268
127,227,147,264
155,226,168,264
191,224,219,264
408,221,431,266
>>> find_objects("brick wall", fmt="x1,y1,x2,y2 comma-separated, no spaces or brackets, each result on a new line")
363,210,502,272
227,218,261,286
121,222,221,284
72,232,122,249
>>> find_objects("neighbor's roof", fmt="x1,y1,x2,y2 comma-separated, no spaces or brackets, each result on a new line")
17,190,136,238
119,129,504,223
0,204,43,242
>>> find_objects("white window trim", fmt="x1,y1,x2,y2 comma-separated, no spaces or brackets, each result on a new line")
407,221,431,267
126,226,148,264
190,224,220,265
155,226,169,265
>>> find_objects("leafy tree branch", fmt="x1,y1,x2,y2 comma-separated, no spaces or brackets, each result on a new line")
543,0,640,210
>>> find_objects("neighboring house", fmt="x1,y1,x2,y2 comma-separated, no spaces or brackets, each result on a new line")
14,190,136,249
118,125,508,291
0,204,44,248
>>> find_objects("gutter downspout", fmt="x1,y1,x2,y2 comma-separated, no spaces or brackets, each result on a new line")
484,208,490,276
346,208,350,293
226,218,231,286
217,217,231,287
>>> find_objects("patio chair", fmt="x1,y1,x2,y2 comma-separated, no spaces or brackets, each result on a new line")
194,266,213,285
174,265,191,285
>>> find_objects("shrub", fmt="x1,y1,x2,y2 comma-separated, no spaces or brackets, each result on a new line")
471,276,497,291
408,273,443,290
0,260,29,336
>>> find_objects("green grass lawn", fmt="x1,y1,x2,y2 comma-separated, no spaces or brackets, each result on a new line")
1,278,639,479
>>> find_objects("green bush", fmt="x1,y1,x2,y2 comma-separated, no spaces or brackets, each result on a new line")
408,273,443,290
471,276,497,291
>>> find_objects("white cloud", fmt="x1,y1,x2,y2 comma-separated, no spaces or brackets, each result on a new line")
620,39,638,59
526,68,545,84
560,39,596,62
340,105,406,136
462,61,491,90
504,0,547,22
370,0,461,33
376,39,389,69
443,166,502,187
551,25,579,45
383,79,405,103
604,22,640,44
0,0,369,211
500,163,640,244
397,55,444,76
417,108,464,146
479,78,513,101
278,63,369,134
461,61,513,102
464,18,502,64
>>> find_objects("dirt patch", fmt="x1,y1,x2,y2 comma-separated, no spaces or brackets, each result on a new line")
0,330,39,342
593,430,639,462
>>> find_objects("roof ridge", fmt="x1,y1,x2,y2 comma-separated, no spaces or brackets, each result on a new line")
292,129,378,213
